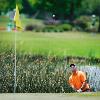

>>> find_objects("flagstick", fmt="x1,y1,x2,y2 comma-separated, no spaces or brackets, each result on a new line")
14,29,17,93
13,4,22,92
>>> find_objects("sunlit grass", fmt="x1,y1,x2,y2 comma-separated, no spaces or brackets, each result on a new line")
0,31,100,58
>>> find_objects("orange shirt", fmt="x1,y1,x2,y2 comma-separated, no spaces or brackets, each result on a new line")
69,71,90,91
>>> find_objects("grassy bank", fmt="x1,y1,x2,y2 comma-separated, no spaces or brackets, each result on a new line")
0,31,100,58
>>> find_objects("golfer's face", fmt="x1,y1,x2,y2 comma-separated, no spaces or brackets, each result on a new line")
71,66,77,72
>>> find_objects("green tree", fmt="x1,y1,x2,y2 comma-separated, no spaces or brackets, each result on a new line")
92,1,100,32
67,0,82,21
21,0,35,15
0,0,9,14
81,0,100,32
25,0,83,20
0,0,23,15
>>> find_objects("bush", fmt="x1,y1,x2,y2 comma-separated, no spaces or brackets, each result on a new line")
25,24,43,31
43,19,73,32
57,24,72,31
73,16,89,31
43,25,56,31
24,19,72,32
25,24,37,31
42,24,72,32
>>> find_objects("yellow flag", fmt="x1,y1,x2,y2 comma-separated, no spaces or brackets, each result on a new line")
14,5,22,30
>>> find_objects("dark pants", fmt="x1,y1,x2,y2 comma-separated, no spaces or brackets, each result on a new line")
82,89,91,92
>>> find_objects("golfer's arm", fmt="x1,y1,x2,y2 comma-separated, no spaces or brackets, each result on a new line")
71,85,77,91
80,81,87,90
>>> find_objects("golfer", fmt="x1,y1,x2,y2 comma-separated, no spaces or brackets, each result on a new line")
69,64,91,92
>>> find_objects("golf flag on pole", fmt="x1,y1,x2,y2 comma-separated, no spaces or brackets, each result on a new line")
14,4,22,30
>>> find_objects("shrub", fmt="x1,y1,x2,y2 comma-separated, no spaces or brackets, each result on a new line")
25,24,36,31
42,24,72,32
73,16,90,31
25,24,44,32
57,24,72,31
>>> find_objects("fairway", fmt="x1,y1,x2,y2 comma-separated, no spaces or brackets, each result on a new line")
0,31,100,58
0,93,100,100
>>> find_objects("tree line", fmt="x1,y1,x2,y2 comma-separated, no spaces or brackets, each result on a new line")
0,0,100,32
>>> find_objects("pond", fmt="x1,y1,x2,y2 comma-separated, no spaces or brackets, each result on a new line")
79,65,100,91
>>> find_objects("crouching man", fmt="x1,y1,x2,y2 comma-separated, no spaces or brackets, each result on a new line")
69,64,91,92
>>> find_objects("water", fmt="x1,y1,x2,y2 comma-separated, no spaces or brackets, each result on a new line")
79,65,100,91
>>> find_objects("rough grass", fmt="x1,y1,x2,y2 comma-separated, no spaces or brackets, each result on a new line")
0,31,100,58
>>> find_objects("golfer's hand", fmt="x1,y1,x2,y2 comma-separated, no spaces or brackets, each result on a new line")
77,89,82,93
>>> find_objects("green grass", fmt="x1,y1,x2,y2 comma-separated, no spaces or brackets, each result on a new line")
0,31,100,58
0,16,11,27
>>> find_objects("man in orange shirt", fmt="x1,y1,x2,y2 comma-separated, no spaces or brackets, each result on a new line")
69,64,91,92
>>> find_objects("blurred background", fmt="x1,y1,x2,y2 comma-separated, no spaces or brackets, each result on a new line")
0,0,100,32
